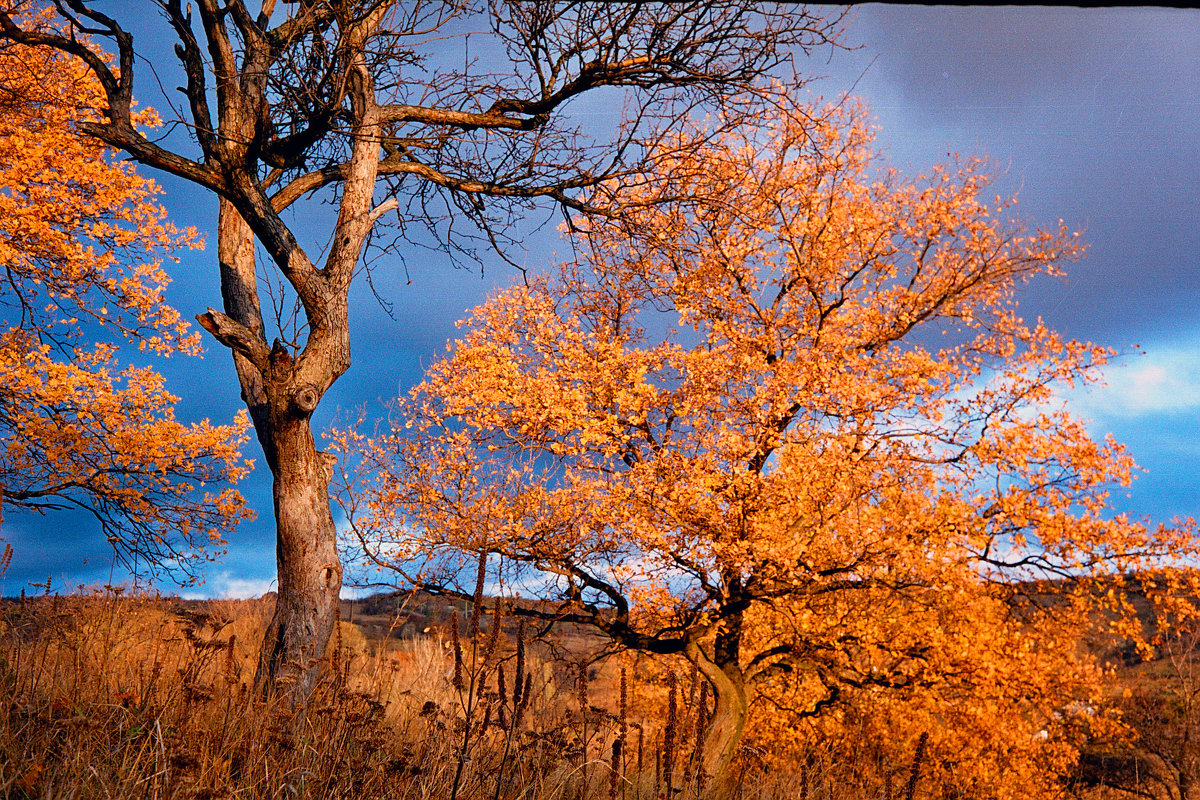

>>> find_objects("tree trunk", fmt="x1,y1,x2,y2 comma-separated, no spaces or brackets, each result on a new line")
700,664,748,797
218,199,344,704
253,410,342,704
216,199,269,442
687,610,749,799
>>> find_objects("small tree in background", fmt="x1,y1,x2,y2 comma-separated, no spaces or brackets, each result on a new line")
338,102,1197,793
1072,571,1200,800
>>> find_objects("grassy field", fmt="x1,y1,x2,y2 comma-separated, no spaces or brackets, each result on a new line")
0,587,1193,799
0,589,728,800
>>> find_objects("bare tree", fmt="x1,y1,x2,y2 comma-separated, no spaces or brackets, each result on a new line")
0,0,843,704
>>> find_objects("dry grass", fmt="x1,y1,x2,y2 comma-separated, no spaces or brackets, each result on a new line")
0,589,749,800
4,586,1183,800
0,590,396,799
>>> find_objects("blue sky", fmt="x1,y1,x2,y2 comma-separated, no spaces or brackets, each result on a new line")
3,6,1198,599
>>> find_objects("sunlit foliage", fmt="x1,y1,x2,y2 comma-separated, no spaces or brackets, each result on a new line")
337,101,1195,793
0,25,250,580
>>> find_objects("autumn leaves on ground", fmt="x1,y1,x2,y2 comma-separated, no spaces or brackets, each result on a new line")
1,4,1199,799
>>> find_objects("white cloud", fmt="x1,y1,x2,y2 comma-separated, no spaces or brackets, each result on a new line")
183,571,276,600
1067,337,1200,420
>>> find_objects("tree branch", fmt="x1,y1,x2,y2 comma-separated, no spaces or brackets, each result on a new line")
196,308,271,370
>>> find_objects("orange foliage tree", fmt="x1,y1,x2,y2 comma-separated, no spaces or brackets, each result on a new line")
336,104,1194,792
0,36,250,581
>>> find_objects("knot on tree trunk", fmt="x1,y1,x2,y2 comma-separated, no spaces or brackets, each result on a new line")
293,384,320,414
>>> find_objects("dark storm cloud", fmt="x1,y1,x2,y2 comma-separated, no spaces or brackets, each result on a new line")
819,6,1200,346
2,511,116,592
810,6,1200,542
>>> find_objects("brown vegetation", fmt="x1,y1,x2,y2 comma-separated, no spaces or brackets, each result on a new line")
0,586,729,800
1,577,1198,800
